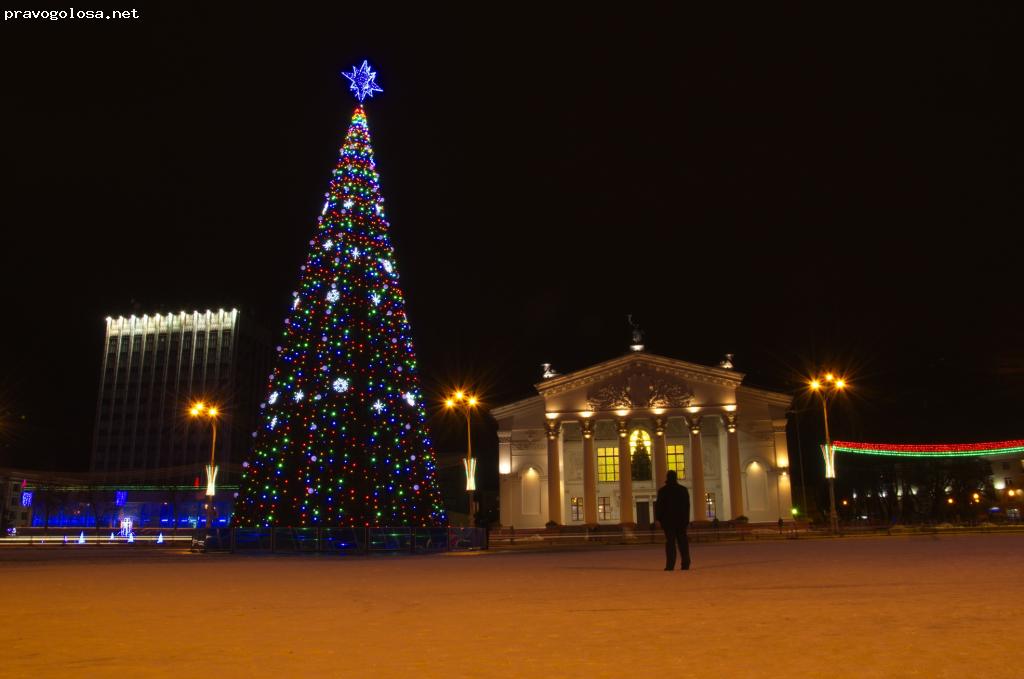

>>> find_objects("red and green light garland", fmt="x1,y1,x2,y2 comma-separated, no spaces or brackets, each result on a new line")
832,440,1024,458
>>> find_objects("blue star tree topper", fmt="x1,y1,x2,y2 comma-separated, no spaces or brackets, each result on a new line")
342,60,383,102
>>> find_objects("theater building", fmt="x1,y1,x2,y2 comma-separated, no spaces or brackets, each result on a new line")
491,349,794,528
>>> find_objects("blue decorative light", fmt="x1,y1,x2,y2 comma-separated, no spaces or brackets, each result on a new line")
342,60,383,102
115,490,128,507
21,491,32,507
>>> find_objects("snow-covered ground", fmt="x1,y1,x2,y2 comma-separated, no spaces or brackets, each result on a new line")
3,533,1022,677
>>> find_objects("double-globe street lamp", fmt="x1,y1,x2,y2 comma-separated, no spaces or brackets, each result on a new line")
808,373,847,534
188,401,220,530
444,390,479,525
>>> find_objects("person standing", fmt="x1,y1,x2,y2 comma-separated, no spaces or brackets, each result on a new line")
655,470,691,570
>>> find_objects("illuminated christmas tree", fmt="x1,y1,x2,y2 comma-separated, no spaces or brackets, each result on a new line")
235,61,446,527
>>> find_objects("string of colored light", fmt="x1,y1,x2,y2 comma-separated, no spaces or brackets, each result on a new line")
832,440,1024,458
234,103,446,528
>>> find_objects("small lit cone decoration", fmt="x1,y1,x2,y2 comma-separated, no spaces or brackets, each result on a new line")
205,464,218,497
463,457,477,492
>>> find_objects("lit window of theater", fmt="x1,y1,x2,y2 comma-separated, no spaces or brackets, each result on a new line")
666,444,685,477
597,447,619,482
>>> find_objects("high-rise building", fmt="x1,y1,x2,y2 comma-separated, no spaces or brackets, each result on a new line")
90,309,271,484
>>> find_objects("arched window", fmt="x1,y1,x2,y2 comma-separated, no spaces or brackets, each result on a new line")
629,429,652,455
629,429,652,481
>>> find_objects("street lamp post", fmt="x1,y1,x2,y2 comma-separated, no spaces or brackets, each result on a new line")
808,373,847,534
189,401,220,531
789,408,809,519
445,390,478,525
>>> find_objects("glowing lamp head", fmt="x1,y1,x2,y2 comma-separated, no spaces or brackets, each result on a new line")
454,390,464,401
445,399,455,408
190,401,219,419
835,379,846,389
467,396,478,407
809,380,821,391
947,497,955,504
824,373,835,382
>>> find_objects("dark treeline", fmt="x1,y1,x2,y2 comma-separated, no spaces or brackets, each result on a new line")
828,456,1019,525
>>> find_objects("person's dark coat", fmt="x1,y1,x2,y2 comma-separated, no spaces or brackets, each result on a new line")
655,476,690,528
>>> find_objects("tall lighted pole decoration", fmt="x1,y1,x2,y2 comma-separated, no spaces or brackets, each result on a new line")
234,61,446,528
808,373,847,534
189,401,219,528
445,390,479,523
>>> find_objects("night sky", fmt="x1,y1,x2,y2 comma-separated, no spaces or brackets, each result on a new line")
2,5,1021,490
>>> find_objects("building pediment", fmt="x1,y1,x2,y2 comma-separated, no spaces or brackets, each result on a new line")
534,352,744,400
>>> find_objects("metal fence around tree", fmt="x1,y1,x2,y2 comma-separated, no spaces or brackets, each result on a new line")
0,526,487,554
195,526,487,554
